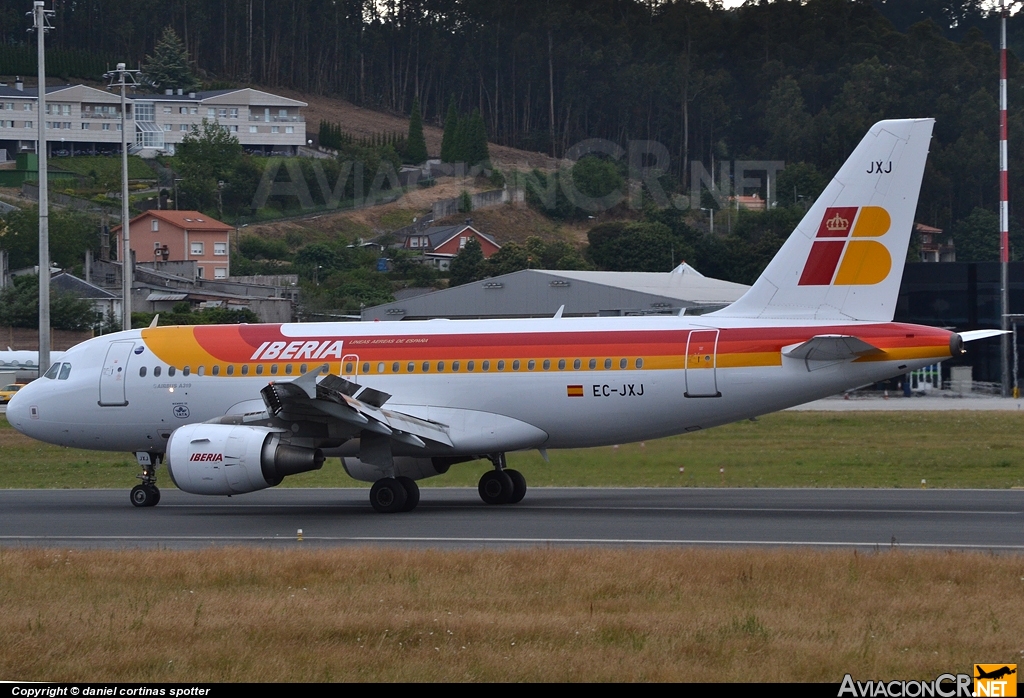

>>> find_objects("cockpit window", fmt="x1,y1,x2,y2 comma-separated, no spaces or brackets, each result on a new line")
58,363,72,380
43,362,61,379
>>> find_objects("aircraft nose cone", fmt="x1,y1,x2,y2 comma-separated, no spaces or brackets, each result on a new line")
4,387,30,433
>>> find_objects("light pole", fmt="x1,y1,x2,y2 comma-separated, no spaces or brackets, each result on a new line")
701,207,715,235
29,1,53,376
104,63,139,331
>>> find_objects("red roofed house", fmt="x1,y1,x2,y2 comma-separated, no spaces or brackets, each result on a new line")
112,211,233,280
401,224,501,270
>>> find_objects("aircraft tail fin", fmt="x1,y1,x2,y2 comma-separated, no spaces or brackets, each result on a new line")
713,119,934,322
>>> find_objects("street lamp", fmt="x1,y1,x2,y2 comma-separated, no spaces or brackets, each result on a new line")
104,62,140,331
700,207,715,235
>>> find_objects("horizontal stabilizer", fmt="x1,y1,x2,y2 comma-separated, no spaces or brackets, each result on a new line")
783,335,884,362
959,329,1007,342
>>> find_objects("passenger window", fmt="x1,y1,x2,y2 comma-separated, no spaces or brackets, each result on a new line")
256,365,264,375
558,359,565,370
467,361,475,372
574,359,581,370
408,362,415,373
285,364,293,375
527,360,535,370
241,365,249,376
635,358,644,369
319,364,329,374
198,366,205,376
422,361,430,372
168,366,176,376
437,361,445,372
361,362,370,374
497,360,505,371
452,361,460,372
392,362,399,373
212,365,220,376
183,366,191,376
378,362,385,374
619,358,627,369
154,366,162,377
604,359,612,370
345,362,354,374
43,362,61,379
512,360,520,371
543,360,551,370
226,365,234,375
139,367,147,377
482,360,490,371
589,359,597,370
58,363,72,380
300,364,307,374
270,364,278,375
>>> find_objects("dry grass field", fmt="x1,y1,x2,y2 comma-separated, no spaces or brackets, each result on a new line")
1,546,1022,682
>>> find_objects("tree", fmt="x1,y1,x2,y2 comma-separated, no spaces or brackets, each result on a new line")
0,275,95,331
406,97,428,164
176,119,243,212
449,237,485,286
466,109,490,166
143,27,199,92
440,99,459,163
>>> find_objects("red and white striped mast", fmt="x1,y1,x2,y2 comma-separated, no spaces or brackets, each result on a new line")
1000,0,1011,397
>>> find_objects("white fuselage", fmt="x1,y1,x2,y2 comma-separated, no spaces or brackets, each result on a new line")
6,314,953,455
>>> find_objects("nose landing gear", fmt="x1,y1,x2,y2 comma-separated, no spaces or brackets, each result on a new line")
130,452,161,508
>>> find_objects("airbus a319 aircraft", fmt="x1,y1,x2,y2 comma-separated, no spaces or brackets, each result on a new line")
6,119,999,512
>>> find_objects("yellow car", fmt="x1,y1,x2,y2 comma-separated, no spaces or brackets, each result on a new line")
0,384,22,404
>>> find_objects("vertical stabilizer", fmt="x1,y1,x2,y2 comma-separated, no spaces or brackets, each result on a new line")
713,119,934,321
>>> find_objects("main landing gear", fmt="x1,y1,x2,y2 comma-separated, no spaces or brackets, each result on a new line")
369,476,420,514
478,453,527,505
131,452,161,508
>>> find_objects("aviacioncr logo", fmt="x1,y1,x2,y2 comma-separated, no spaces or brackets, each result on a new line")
798,206,891,286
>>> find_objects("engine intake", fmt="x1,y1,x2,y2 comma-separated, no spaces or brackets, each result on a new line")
167,424,324,495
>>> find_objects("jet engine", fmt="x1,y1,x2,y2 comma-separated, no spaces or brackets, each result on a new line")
167,424,324,495
341,456,456,483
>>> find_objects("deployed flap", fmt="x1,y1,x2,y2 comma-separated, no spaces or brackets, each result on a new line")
783,335,884,362
260,371,453,449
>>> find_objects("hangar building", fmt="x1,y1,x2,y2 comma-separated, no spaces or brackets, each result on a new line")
361,264,750,321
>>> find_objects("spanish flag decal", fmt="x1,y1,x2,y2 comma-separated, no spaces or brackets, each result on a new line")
567,385,584,397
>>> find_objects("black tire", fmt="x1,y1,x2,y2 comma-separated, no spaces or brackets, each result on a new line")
130,484,156,508
370,478,408,513
149,486,161,506
478,470,513,505
505,469,527,504
396,476,420,512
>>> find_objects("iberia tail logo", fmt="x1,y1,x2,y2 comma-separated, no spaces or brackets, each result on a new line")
798,206,892,286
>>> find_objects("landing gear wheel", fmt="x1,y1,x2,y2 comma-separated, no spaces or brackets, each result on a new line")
370,478,408,513
504,469,527,504
478,470,513,505
130,484,159,508
396,476,420,512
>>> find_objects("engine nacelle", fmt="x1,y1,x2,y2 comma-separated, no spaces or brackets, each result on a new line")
341,456,455,483
167,423,324,495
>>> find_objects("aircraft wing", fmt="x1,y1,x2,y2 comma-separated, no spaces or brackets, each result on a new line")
783,335,884,362
260,371,453,449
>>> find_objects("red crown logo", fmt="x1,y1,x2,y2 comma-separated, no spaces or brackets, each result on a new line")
825,213,850,232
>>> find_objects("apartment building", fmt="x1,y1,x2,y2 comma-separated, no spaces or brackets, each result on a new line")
112,210,232,280
0,81,306,157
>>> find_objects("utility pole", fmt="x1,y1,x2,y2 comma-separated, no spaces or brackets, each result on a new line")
29,1,53,376
105,63,139,331
1000,0,1012,397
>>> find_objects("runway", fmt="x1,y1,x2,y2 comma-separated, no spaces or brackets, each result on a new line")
0,487,1022,550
